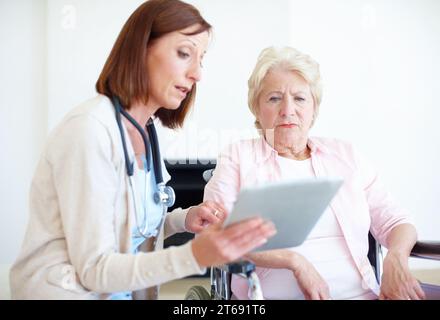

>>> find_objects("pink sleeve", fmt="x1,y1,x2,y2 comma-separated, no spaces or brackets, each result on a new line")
203,144,241,214
354,148,414,247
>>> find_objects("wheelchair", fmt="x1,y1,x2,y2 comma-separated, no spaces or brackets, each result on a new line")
184,169,440,300
185,235,440,300
185,259,264,300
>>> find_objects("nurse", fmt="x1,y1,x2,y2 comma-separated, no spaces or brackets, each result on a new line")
10,0,275,299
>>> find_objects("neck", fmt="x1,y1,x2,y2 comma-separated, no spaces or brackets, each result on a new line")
272,136,310,160
125,101,159,130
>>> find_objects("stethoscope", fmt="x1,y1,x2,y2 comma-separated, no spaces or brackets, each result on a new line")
112,96,175,240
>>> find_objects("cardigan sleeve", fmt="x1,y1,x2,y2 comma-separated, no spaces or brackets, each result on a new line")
164,207,190,238
48,114,204,293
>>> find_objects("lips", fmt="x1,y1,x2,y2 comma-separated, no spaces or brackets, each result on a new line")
176,86,190,94
278,123,298,128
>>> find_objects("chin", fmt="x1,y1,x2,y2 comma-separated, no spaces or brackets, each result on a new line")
162,101,182,110
274,130,297,140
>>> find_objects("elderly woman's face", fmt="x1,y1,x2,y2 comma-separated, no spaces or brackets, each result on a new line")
256,69,315,142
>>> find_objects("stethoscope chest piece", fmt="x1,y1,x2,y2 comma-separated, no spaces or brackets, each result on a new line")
154,183,175,208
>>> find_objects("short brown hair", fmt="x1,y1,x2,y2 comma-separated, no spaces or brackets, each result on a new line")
96,0,211,129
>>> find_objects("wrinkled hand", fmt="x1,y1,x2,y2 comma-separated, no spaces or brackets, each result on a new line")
292,255,331,300
185,201,228,234
191,217,276,268
379,252,426,300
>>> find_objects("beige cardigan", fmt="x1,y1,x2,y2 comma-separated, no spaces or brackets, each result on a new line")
10,95,204,299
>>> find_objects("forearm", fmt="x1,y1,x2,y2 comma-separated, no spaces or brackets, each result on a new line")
386,223,417,258
380,224,426,300
245,249,303,271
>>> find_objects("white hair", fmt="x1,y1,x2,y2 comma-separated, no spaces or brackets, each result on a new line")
248,46,323,128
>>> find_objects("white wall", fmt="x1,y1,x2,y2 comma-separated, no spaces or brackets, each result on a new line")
46,0,147,129
0,0,439,271
0,0,47,264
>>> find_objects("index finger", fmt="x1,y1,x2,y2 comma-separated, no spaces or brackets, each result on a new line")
224,216,264,234
201,210,221,225
208,202,229,220
224,217,275,240
319,289,331,300
414,281,426,300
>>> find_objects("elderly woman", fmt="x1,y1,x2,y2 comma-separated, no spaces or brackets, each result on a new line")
204,46,425,300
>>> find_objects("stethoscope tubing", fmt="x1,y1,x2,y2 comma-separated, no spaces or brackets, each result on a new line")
112,96,175,240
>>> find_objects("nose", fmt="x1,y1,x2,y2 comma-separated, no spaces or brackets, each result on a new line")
187,61,202,82
279,97,296,117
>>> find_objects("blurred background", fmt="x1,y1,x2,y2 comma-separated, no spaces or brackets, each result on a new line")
1,0,439,296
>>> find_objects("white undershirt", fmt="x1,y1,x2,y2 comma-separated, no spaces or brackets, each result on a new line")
253,155,375,300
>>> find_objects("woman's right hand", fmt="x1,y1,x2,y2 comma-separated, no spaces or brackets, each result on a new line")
290,254,331,300
191,217,276,268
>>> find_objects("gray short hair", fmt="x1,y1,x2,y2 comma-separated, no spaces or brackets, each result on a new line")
248,46,323,128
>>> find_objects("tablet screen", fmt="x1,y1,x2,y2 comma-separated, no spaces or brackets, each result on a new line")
225,178,343,251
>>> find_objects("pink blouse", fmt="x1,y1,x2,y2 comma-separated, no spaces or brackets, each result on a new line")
204,136,413,299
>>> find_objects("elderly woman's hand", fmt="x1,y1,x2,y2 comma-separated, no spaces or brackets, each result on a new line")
379,251,426,300
185,200,228,234
290,254,331,300
191,217,276,268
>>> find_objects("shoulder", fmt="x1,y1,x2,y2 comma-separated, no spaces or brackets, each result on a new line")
45,95,119,158
310,136,373,173
310,136,353,150
58,95,116,130
50,95,117,138
218,138,262,159
222,137,263,154
310,136,357,157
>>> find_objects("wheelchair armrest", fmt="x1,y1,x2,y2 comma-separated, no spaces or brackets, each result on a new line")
217,260,256,274
411,241,440,261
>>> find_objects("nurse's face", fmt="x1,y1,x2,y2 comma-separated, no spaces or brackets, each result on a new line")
145,24,210,110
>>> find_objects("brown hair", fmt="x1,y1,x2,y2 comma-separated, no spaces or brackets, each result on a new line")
96,0,211,129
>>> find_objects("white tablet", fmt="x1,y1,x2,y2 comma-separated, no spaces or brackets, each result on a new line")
224,178,344,251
